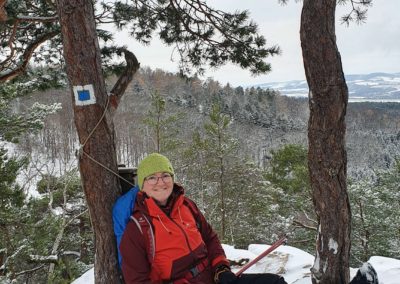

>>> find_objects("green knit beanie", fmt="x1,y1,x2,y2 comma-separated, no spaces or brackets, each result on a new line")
137,153,174,190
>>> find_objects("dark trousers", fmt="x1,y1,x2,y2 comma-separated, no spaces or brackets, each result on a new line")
235,273,287,284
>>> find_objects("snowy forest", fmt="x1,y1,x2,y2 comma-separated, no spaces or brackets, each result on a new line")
2,68,400,283
1,0,399,283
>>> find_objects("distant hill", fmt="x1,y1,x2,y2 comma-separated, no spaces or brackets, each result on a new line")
255,72,400,102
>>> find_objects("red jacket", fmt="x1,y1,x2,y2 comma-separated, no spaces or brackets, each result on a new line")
120,184,229,283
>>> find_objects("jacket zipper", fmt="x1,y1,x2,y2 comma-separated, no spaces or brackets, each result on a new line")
168,207,197,266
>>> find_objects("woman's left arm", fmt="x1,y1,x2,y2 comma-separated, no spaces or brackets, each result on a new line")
120,220,153,284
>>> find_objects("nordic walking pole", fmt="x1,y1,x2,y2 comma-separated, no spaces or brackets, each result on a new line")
235,236,288,277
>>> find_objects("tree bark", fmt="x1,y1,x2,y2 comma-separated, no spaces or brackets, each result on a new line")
300,1,351,283
0,0,7,22
55,1,130,282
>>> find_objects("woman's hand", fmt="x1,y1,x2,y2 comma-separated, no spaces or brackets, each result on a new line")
214,265,237,284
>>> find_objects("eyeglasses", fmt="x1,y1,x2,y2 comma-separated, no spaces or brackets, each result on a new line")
145,173,173,185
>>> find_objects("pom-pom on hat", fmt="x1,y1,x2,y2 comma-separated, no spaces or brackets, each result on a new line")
137,153,174,190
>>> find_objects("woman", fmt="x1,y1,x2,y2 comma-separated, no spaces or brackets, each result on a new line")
120,153,287,284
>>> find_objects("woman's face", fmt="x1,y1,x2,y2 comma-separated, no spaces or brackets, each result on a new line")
142,172,173,206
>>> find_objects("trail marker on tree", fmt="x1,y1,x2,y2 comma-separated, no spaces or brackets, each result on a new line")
73,85,96,106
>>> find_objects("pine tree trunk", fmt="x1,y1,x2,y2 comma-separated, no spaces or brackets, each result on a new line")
300,1,351,283
56,1,121,283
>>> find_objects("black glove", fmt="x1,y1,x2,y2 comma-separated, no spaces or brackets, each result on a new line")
214,265,237,284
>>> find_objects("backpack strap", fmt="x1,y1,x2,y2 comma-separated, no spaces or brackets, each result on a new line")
183,197,202,231
130,212,156,264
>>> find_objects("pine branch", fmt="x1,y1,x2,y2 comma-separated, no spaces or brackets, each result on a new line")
15,15,58,22
0,30,59,82
293,219,318,231
14,265,46,276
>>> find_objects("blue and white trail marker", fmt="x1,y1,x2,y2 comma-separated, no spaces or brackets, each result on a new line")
73,84,96,106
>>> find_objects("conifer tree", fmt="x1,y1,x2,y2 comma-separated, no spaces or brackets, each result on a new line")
2,1,279,281
264,144,316,252
0,148,27,279
349,160,400,263
0,70,73,282
184,104,271,244
201,104,234,239
0,167,92,283
142,91,184,155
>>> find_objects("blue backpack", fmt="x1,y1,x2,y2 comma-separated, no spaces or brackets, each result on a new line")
112,186,139,267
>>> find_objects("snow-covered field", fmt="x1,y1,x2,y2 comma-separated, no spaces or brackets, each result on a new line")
72,243,400,284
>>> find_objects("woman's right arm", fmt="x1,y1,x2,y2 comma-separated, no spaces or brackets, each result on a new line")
120,220,152,284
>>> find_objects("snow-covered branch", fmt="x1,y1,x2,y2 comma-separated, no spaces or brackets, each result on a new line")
29,251,81,264
30,255,58,264
16,15,58,22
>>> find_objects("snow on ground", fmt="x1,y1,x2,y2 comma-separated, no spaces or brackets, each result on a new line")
72,244,400,284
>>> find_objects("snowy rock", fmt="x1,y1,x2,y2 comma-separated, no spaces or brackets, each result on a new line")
233,244,314,284
71,245,400,284
369,256,400,282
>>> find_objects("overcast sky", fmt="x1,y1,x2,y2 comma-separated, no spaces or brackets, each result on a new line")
114,0,400,86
